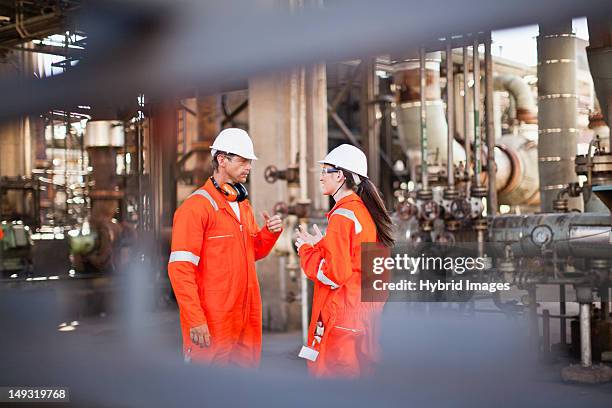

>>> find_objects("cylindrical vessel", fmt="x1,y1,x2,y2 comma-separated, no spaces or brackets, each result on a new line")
537,22,582,212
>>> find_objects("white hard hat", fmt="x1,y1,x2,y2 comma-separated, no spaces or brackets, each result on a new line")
318,144,368,178
210,128,258,160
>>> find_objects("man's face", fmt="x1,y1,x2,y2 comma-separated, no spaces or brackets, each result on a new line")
219,154,252,183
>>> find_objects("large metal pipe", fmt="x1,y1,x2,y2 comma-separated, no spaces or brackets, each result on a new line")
537,21,582,212
493,75,537,124
419,47,429,192
298,66,309,345
495,134,540,206
463,45,471,196
488,212,612,258
580,303,592,367
473,39,482,190
446,42,455,189
485,34,497,214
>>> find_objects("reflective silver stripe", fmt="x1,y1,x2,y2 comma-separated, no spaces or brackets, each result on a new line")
330,208,362,234
316,259,339,289
189,190,218,211
168,251,200,266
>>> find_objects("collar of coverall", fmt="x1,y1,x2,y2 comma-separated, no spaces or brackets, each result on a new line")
325,191,360,218
202,178,248,223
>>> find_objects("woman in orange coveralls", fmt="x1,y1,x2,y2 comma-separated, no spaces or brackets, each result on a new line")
295,144,394,378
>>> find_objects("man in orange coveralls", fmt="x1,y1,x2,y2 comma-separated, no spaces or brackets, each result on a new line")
168,128,282,367
295,144,394,378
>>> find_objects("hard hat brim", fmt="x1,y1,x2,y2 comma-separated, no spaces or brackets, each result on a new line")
317,160,368,178
210,147,257,160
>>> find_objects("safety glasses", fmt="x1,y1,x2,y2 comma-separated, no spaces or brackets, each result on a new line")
321,167,340,176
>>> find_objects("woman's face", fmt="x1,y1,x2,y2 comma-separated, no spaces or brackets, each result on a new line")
319,164,344,196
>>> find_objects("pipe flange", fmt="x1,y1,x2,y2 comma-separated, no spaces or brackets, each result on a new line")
450,198,471,220
553,198,569,213
473,218,488,231
470,185,488,198
273,202,289,217
443,187,459,200
590,259,608,270
396,201,417,220
445,220,461,232
285,165,300,184
419,200,440,221
294,202,310,219
575,286,593,304
420,221,433,232
498,260,515,274
417,189,433,201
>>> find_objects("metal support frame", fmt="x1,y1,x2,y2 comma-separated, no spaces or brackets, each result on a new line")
361,58,379,186
327,61,399,178
221,97,249,127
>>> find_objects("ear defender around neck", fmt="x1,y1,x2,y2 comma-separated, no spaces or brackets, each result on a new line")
211,177,248,203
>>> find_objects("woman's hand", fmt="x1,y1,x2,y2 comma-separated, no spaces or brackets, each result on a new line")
295,224,323,251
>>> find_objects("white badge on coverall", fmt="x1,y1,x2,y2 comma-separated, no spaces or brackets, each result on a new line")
298,322,324,362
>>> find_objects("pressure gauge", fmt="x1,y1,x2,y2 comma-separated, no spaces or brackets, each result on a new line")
531,225,553,247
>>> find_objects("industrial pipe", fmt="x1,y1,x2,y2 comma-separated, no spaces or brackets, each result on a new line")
493,75,537,124
463,45,471,197
419,47,429,193
485,34,497,214
446,42,455,193
393,51,466,183
472,39,483,191
580,303,593,367
488,213,612,258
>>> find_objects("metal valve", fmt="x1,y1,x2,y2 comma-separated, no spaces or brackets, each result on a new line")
449,198,471,220
264,164,300,184
396,201,417,221
418,200,440,221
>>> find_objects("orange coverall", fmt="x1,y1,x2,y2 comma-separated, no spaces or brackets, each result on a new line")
298,192,384,378
168,179,281,367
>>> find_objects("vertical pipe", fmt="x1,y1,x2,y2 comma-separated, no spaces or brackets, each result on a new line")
484,33,497,214
472,39,481,188
446,42,454,188
542,309,551,356
463,45,471,196
580,303,592,367
362,59,379,187
528,285,539,348
560,284,567,345
602,288,609,322
136,119,142,233
298,68,308,203
298,67,309,344
289,69,299,165
419,47,428,191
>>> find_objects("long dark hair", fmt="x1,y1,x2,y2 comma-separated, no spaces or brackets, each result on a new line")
340,169,395,247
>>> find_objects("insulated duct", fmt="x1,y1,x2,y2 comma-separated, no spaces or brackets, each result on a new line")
494,75,537,124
